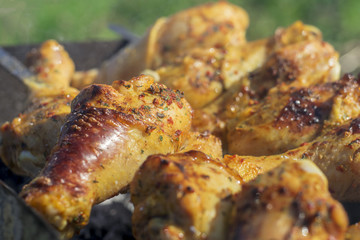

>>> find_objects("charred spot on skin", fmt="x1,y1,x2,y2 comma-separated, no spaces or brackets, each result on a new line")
147,84,159,95
160,159,169,166
153,98,160,106
174,162,185,173
138,93,145,99
145,126,156,134
273,56,299,83
274,88,331,132
201,174,210,179
278,187,288,195
162,45,171,53
350,118,360,134
347,139,360,149
88,85,104,98
335,118,360,136
185,186,195,193
137,179,143,188
251,188,262,200
336,165,346,173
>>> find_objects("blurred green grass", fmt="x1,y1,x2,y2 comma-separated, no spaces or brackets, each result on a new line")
0,0,359,54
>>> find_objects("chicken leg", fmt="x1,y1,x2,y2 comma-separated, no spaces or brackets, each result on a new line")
19,75,193,238
1,40,79,176
131,152,348,239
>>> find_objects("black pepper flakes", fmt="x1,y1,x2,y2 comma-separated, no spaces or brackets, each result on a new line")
157,112,165,118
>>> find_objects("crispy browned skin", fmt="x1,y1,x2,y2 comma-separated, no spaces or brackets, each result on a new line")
224,114,360,202
192,21,340,143
0,40,79,176
248,21,339,94
131,153,348,240
19,75,193,238
131,151,242,240
229,160,348,240
227,74,360,155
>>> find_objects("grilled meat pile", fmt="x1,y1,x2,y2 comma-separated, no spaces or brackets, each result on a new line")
1,1,360,240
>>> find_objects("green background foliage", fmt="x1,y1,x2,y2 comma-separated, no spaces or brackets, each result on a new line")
0,0,359,55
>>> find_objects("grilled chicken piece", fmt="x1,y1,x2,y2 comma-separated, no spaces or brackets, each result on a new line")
157,20,337,109
229,160,348,240
131,152,348,240
93,1,248,83
227,74,360,155
148,3,253,109
0,40,79,176
0,39,221,178
224,116,360,201
19,75,196,238
24,39,76,97
154,38,266,109
73,2,249,108
0,89,78,176
248,21,339,94
192,21,340,141
131,151,242,240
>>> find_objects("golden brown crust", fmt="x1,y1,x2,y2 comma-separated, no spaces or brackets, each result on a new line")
229,161,348,240
2,5,357,240
131,154,348,240
228,76,360,156
20,75,193,237
224,112,360,202
131,151,242,240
